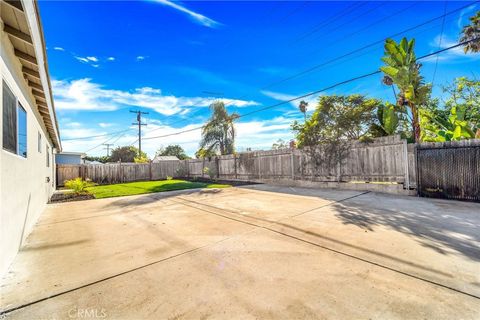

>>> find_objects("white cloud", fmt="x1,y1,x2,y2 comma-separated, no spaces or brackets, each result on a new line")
99,122,113,128
74,55,101,67
53,47,65,51
52,78,258,114
152,0,221,28
120,116,296,157
62,113,298,157
107,57,115,61
66,122,82,128
75,56,101,67
75,56,89,63
136,56,146,61
423,34,480,63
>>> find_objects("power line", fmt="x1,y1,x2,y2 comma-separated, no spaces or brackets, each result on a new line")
121,2,476,148
134,3,470,145
432,1,448,86
62,129,132,141
292,1,366,43
130,110,148,156
84,129,129,154
103,143,114,157
299,1,388,46
129,1,372,145
307,2,419,56
260,1,477,91
140,38,478,142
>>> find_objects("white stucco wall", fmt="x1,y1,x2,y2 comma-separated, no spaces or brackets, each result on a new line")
0,20,56,276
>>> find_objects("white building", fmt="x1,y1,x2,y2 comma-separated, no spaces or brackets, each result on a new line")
1,0,61,276
56,151,85,165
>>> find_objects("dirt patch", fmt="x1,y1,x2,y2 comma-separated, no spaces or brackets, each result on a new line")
50,192,95,203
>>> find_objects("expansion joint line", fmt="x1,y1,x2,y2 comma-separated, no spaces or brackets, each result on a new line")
173,192,480,301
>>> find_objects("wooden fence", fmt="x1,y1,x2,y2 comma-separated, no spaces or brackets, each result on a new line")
57,161,180,186
57,136,415,187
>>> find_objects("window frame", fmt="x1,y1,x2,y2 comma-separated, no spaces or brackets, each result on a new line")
38,132,42,153
46,145,50,167
2,80,27,158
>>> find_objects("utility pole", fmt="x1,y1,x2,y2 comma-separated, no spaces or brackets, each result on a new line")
103,143,114,157
130,110,148,156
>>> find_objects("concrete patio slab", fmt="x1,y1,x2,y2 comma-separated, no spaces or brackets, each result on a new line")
1,186,479,319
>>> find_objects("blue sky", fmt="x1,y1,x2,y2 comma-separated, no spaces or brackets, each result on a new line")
39,1,479,157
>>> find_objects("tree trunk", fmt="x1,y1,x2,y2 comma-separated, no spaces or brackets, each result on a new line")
410,102,421,142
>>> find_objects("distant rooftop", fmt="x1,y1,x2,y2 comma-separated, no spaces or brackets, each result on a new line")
152,155,179,162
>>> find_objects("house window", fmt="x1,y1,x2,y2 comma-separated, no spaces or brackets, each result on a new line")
46,145,50,167
38,132,42,152
2,80,27,158
3,81,17,153
18,104,27,157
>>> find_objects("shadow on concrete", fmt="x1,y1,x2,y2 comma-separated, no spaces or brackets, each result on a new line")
331,197,480,261
104,188,225,209
174,196,454,278
239,184,360,202
20,239,90,252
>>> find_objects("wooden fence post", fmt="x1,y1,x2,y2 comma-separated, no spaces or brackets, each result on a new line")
403,139,410,190
290,150,295,180
119,160,123,183
234,154,238,180
149,160,153,181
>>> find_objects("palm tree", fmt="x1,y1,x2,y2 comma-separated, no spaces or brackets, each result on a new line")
380,38,431,142
298,100,308,121
200,101,239,155
460,11,480,53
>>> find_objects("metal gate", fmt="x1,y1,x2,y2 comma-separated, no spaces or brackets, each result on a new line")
416,145,480,202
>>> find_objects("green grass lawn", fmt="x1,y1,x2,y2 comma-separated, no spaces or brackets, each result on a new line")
85,179,230,199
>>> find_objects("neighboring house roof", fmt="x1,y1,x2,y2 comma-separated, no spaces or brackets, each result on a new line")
85,160,102,164
1,0,61,150
56,152,86,157
152,155,180,162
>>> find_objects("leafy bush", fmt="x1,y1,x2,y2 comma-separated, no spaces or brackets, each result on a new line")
64,178,95,194
203,166,216,180
134,155,149,163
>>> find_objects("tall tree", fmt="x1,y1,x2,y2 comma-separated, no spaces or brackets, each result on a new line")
200,101,238,155
420,77,480,141
195,148,217,159
380,37,431,142
156,145,189,160
110,146,147,163
298,100,308,122
460,11,480,53
292,94,382,147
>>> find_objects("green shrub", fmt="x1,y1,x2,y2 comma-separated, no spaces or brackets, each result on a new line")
64,178,95,194
203,166,216,180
